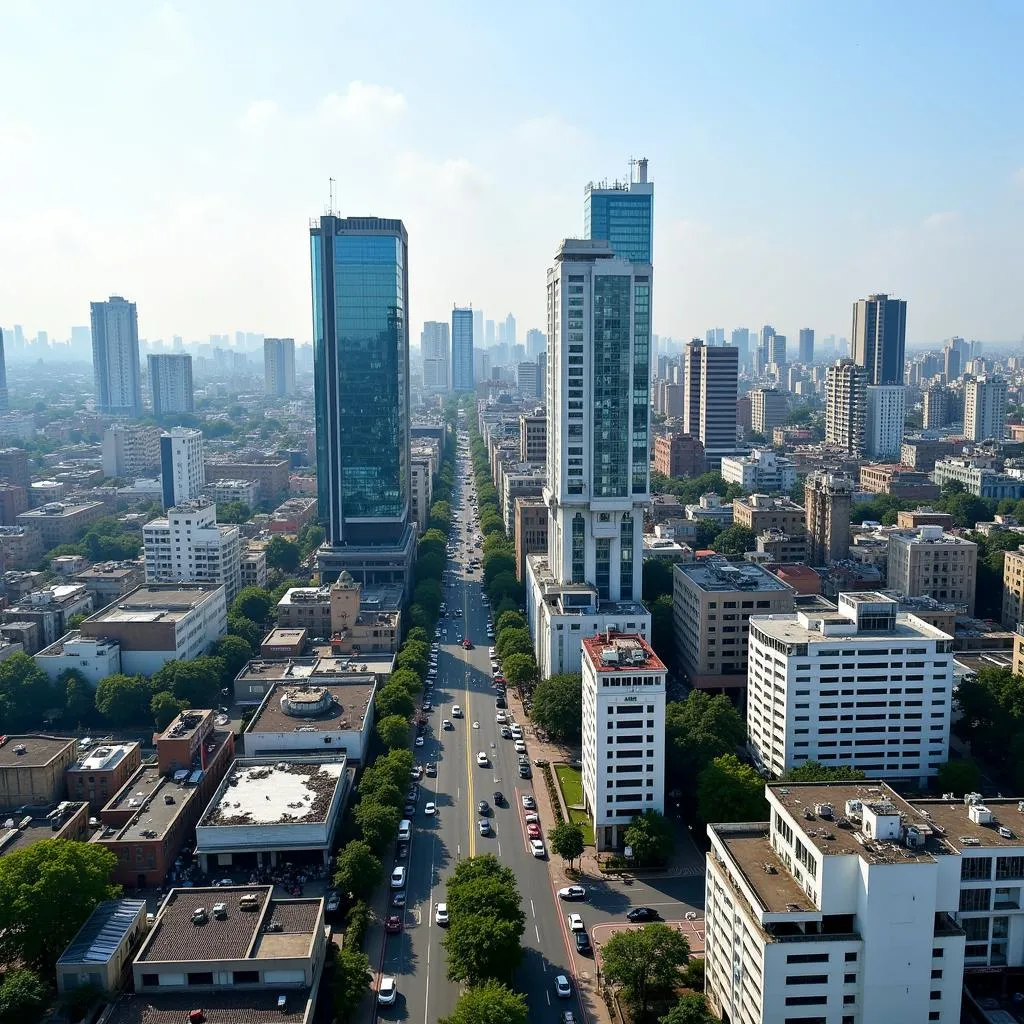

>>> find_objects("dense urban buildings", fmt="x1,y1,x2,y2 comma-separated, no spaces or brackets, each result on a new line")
263,336,296,397
147,353,194,416
851,292,907,385
797,326,814,363
749,387,787,436
887,525,979,616
865,383,906,458
90,296,143,417
652,433,705,479
310,214,415,590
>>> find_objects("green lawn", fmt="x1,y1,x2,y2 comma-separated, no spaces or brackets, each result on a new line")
554,764,595,845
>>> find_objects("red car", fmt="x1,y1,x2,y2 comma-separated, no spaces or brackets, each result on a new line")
527,822,542,839
384,915,403,934
462,639,473,650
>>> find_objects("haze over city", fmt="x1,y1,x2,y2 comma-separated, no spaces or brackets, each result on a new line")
3,0,1024,344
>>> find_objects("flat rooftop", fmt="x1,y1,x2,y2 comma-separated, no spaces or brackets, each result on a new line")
713,825,816,914
58,899,147,967
139,886,320,963
247,679,374,735
98,768,198,843
582,633,666,673
0,802,88,856
0,734,74,769
158,709,213,743
675,559,793,593
100,991,312,1024
750,610,952,645
76,562,142,580
85,584,223,625
911,797,1024,851
262,628,307,646
68,741,137,774
200,760,346,828
238,654,391,686
18,501,103,518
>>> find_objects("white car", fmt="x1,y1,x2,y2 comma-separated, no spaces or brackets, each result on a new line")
488,647,496,657
452,705,462,718
554,974,571,999
514,739,526,753
435,903,449,926
424,802,436,816
510,724,523,739
495,711,507,723
414,736,425,747
567,913,584,932
530,839,546,858
478,818,490,835
378,976,397,1006
476,751,488,767
522,794,536,809
558,885,587,901
390,866,406,889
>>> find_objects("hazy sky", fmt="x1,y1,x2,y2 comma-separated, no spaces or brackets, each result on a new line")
2,1,1023,346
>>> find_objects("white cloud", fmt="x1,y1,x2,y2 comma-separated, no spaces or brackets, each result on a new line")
514,114,586,150
1012,167,1024,190
319,82,406,123
239,100,279,137
393,152,488,201
921,211,957,229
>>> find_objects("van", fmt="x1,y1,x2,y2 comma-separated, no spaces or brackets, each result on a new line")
398,819,412,842
239,893,260,911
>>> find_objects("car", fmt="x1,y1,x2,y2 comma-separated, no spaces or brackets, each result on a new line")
514,739,526,753
488,647,496,657
554,974,571,998
567,913,584,932
462,639,473,649
524,811,539,824
477,800,490,815
451,705,462,717
425,762,436,776
495,697,507,709
191,907,208,924
414,736,425,747
377,976,397,1006
510,724,523,738
434,903,449,926
500,725,512,738
424,802,436,816
326,892,342,913
403,802,416,816
522,794,536,809
215,878,234,887
518,754,529,765
495,711,507,723
561,1013,578,1024
530,839,546,858
392,890,407,908
422,701,432,711
557,885,587,901
527,822,542,838
390,866,406,889
478,818,490,835
396,842,409,861
384,914,402,934
575,930,593,955
626,906,661,922
476,752,488,767
493,790,504,805
519,765,532,778
442,719,453,730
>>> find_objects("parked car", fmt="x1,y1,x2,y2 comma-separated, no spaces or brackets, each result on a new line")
626,906,661,922
384,914,402,934
378,976,397,1006
557,885,587,901
390,866,406,889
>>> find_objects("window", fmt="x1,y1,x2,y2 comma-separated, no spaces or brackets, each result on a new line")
844,973,856,984
845,952,858,962
843,995,856,1005
961,857,991,881
141,974,159,987
959,889,991,912
931,969,942,980
786,975,828,985
188,972,214,986
785,995,827,1006
997,856,1024,880
233,970,259,984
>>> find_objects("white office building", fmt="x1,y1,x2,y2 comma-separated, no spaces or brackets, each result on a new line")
263,337,296,397
160,427,204,509
581,632,666,851
143,499,242,602
525,238,651,678
825,359,868,456
102,424,161,479
964,375,1007,443
720,449,797,493
705,780,966,1024
421,321,450,392
865,385,906,459
747,592,954,785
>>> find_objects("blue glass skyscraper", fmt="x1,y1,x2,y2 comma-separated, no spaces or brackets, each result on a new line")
584,158,654,264
451,306,474,391
310,215,415,589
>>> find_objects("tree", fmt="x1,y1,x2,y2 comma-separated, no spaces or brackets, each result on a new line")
549,820,585,867
389,667,423,697
61,672,95,729
781,761,866,783
665,690,746,789
501,652,537,691
711,525,756,555
212,634,253,680
231,586,274,624
0,654,57,732
151,690,187,730
332,944,371,1023
266,535,301,571
439,981,528,1024
0,969,48,1024
936,758,982,797
333,840,382,902
216,500,251,524
623,810,674,867
406,626,429,646
530,672,582,742
376,714,411,750
681,957,705,991
375,682,415,720
446,858,526,929
495,627,533,662
487,571,521,605
483,553,515,586
601,923,691,1017
396,640,430,679
660,993,717,1024
353,800,400,853
0,839,120,970
496,610,527,634
297,523,325,558
152,656,225,707
94,673,153,727
228,613,263,649
697,754,767,824
444,914,524,985
650,594,675,667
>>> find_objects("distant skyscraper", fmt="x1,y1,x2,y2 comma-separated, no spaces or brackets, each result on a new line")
756,325,775,377
526,328,546,359
421,321,451,391
310,215,414,589
451,308,474,392
485,319,495,348
705,327,725,347
852,293,907,385
683,340,738,468
263,337,296,397
964,375,1007,442
584,157,654,263
944,337,968,380
503,313,517,348
768,333,787,368
473,309,483,354
730,327,750,370
922,386,951,429
160,427,204,508
825,359,867,456
90,295,143,416
798,328,814,364
516,360,541,398
0,329,7,413
148,354,194,416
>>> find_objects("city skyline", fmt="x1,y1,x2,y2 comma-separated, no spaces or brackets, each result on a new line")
3,4,1024,344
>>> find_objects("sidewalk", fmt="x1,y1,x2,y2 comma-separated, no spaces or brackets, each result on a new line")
353,844,394,1024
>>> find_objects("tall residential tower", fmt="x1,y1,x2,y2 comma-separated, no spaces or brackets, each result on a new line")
451,307,474,391
91,296,142,417
264,337,296,397
148,354,194,416
852,293,907,385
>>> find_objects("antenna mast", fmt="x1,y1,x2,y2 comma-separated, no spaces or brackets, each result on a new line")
328,177,336,215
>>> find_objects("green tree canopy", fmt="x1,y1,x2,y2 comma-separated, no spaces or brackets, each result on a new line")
496,610,527,634
623,809,675,867
697,754,768,824
781,761,866,783
0,969,48,1024
331,944,371,1023
495,627,533,662
665,690,746,788
601,923,691,1017
227,613,263,649
95,673,153,727
935,758,982,797
0,840,120,971
483,553,515,586
549,820,586,867
443,915,523,985
216,500,251,524
151,655,225,707
406,626,429,646
711,525,756,555
231,586,274,624
333,840,381,902
389,667,423,697
212,633,253,680
353,799,400,854
0,654,57,733
439,981,528,1024
61,672,96,729
501,652,537,690
660,992,718,1024
375,682,415,720
376,714,411,750
265,535,301,571
530,672,583,742
642,559,675,601
151,690,187,730
650,594,675,668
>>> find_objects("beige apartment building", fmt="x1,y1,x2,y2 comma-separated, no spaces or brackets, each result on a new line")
514,495,548,581
887,526,978,617
731,494,805,536
1003,546,1024,629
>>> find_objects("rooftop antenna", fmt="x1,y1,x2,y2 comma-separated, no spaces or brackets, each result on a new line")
328,177,336,216
629,156,636,183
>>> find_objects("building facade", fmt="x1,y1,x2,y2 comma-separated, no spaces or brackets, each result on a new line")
310,215,414,589
147,354,194,416
825,359,868,456
652,433,705,479
683,340,739,467
964,375,1007,443
805,471,854,565
798,327,814,363
514,495,548,581
887,526,978,616
102,424,161,479
263,336,296,397
451,306,474,392
159,427,204,509
720,449,797,492
421,321,450,392
750,387,787,436
851,292,907,385
91,296,142,417
865,384,906,459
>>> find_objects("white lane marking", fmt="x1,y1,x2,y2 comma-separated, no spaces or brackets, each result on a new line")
535,924,541,942
531,899,536,918
546,991,551,1005
497,840,502,856
542,957,548,973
